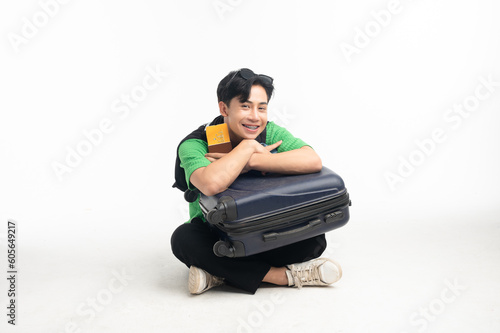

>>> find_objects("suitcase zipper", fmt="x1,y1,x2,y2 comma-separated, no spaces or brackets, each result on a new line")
216,192,350,235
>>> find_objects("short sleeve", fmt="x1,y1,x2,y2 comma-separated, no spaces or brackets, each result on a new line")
178,139,211,189
265,122,311,152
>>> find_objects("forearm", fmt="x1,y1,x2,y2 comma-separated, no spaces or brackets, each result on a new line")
192,140,256,195
249,146,322,174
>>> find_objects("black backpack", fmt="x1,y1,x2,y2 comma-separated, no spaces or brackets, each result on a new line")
172,115,267,202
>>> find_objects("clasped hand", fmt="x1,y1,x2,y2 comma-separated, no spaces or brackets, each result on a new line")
205,139,282,174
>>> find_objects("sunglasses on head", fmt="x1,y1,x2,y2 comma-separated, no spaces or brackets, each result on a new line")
227,68,274,87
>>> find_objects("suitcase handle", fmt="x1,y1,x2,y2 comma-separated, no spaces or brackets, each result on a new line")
263,219,322,242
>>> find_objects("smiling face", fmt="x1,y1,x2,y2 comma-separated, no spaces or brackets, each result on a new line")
219,84,268,145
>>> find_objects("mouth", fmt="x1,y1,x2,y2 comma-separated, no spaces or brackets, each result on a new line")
242,124,260,131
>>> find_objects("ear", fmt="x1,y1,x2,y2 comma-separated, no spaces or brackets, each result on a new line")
219,101,229,117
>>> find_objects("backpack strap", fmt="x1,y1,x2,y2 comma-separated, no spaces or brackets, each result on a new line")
173,116,267,202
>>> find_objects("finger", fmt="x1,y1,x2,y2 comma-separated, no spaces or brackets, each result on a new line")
205,153,225,159
266,140,282,150
206,157,216,163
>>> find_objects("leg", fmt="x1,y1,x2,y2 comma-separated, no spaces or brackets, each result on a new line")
170,219,271,294
262,267,288,285
257,234,328,287
256,234,327,267
261,234,341,289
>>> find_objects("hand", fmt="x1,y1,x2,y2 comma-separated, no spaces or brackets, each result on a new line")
204,152,226,163
205,140,281,162
244,140,282,173
204,140,262,163
204,140,283,174
259,140,282,154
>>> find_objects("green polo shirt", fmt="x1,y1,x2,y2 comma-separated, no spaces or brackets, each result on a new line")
178,121,311,223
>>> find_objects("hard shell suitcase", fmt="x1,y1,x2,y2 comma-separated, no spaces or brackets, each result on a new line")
199,167,351,258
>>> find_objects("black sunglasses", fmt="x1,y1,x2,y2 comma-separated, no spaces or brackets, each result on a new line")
226,68,274,87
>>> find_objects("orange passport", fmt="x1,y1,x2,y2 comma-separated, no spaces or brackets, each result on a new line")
206,123,232,153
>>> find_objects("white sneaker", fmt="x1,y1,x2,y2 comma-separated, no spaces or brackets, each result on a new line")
286,258,342,289
188,266,224,295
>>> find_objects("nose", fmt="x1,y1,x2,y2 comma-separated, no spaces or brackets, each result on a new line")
248,106,259,121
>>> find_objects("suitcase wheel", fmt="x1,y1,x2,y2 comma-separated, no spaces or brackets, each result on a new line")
213,240,235,258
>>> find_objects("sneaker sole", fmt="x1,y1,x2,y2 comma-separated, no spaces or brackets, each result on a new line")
188,266,204,294
325,258,343,284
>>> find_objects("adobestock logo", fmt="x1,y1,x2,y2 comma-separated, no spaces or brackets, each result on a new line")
323,234,342,258
339,0,431,64
212,0,244,20
51,64,168,182
236,292,286,333
8,0,73,54
267,105,296,127
59,268,134,333
385,74,499,191
340,0,403,63
401,278,467,333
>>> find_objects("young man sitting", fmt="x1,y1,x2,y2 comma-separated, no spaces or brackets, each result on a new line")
171,68,342,294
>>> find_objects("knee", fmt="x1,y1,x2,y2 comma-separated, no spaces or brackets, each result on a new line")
316,234,327,253
306,234,327,260
170,223,192,257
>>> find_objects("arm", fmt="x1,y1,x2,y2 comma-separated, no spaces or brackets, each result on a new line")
248,121,322,174
190,140,278,196
205,145,322,175
248,145,322,174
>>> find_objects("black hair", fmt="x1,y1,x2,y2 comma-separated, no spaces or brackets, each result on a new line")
216,69,274,106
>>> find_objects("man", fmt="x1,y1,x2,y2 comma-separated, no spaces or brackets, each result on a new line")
171,68,342,294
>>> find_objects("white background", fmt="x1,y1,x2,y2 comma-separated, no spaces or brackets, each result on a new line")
1,0,499,332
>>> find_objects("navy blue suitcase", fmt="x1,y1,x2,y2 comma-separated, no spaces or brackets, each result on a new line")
199,167,351,258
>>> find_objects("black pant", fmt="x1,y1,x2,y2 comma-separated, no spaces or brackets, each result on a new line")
170,218,327,294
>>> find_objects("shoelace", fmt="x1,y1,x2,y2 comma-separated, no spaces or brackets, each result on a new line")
289,264,322,289
206,274,224,290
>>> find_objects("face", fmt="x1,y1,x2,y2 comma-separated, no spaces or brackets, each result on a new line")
219,85,268,145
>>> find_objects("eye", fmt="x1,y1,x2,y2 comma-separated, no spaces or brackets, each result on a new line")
242,104,250,109
259,106,267,112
